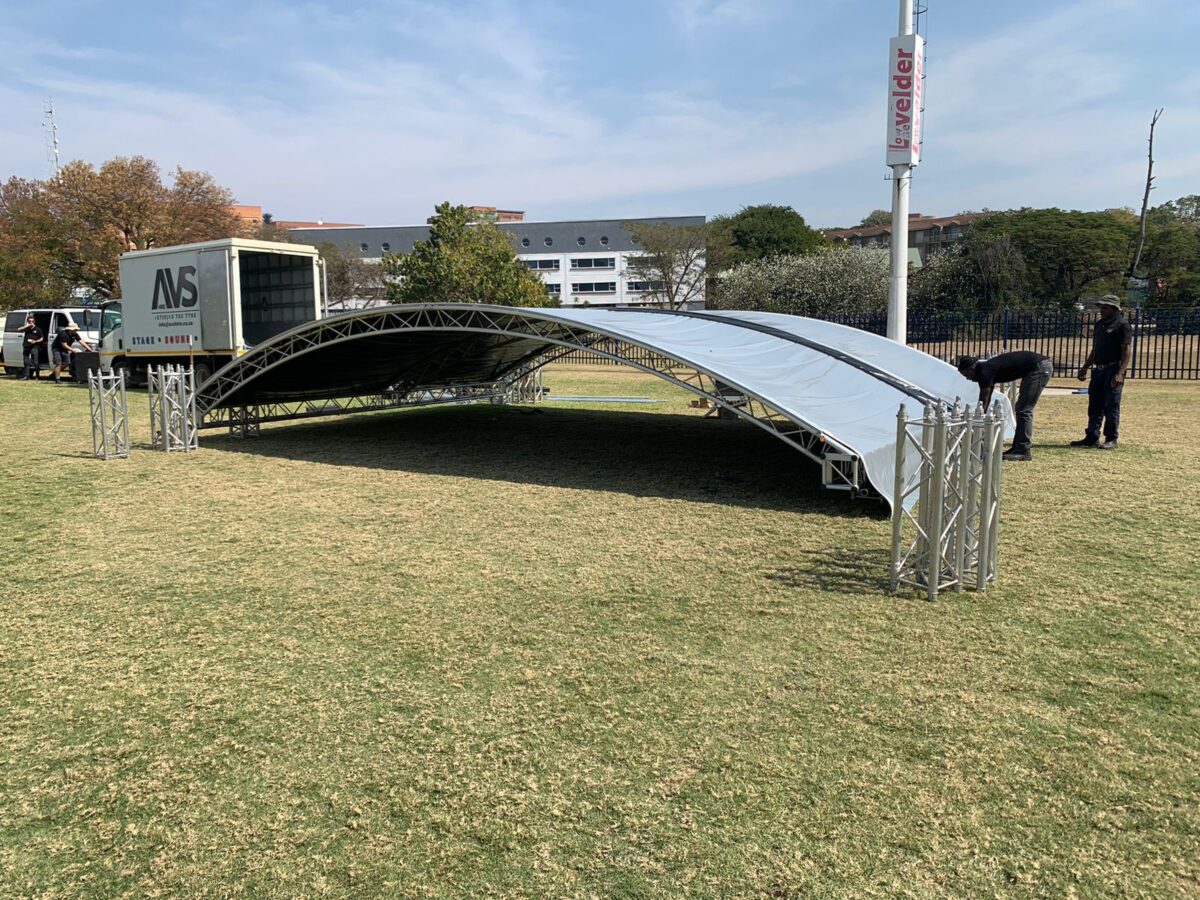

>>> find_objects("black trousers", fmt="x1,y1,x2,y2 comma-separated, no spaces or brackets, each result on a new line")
22,347,41,378
1086,365,1124,442
1010,358,1054,454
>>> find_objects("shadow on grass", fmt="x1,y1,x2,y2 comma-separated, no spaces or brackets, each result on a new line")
203,404,887,516
766,548,893,593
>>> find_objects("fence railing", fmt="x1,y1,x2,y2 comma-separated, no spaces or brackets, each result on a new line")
550,307,1200,380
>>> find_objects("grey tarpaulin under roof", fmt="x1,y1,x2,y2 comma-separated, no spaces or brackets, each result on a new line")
196,304,1014,508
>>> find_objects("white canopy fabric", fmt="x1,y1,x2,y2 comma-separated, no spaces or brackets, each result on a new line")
202,303,1014,510
530,307,1014,510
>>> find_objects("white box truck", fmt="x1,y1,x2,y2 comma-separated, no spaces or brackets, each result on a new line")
99,238,324,384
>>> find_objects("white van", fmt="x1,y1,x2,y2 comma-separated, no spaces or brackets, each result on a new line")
3,307,102,378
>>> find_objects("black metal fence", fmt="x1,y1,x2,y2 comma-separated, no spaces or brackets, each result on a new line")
552,307,1200,380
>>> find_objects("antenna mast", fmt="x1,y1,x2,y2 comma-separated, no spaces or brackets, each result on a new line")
43,99,61,177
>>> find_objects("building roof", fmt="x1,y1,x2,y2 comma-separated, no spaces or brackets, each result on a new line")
826,212,989,241
274,220,364,230
286,216,706,257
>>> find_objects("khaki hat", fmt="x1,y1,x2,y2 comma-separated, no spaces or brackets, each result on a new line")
1092,294,1122,310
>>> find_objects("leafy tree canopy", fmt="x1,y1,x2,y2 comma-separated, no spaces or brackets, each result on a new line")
383,203,553,307
714,204,825,266
1148,194,1200,227
971,208,1137,306
0,156,239,304
858,209,892,228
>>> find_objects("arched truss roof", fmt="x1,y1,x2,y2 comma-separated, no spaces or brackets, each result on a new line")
196,304,1013,507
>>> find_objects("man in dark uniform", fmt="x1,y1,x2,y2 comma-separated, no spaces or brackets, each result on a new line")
956,350,1054,461
50,319,93,384
16,315,45,381
1071,295,1132,450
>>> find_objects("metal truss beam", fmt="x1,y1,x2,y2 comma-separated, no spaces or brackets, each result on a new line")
194,305,869,494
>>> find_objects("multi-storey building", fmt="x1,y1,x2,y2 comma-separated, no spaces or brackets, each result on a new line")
825,212,987,264
285,215,706,309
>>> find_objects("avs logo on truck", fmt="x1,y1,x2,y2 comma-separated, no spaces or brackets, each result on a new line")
152,266,198,309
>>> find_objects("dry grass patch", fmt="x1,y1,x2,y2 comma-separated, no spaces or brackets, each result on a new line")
1,371,1198,897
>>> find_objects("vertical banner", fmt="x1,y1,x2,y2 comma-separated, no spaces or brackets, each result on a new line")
886,33,924,167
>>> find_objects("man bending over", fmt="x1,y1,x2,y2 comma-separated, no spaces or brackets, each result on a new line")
956,351,1054,461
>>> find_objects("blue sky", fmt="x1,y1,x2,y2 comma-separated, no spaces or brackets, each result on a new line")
1,0,1197,228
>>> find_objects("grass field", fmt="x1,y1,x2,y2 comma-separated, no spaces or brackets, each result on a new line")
1,367,1198,897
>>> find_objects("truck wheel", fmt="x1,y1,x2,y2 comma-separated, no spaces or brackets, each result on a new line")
113,359,143,388
192,361,213,386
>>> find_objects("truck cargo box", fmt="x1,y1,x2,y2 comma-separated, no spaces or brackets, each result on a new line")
116,238,322,360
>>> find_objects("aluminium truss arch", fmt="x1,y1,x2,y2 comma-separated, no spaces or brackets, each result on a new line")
195,304,1011,505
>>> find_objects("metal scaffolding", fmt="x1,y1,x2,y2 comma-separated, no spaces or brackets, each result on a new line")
194,305,873,496
87,369,130,460
889,401,1004,600
148,364,199,452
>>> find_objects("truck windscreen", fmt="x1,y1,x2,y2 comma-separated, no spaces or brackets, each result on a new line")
100,303,123,341
74,309,102,331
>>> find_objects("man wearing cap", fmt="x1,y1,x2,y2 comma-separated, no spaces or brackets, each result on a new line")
956,351,1054,461
1071,295,1132,450
50,319,93,384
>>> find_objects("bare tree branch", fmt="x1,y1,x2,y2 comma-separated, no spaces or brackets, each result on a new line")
1130,108,1163,279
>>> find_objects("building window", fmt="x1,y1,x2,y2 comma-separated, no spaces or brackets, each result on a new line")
359,243,369,253
570,257,615,270
600,236,609,246
522,259,560,270
573,282,617,293
544,237,553,247
627,280,665,292
546,283,562,295
381,242,391,252
521,237,530,247
577,236,586,246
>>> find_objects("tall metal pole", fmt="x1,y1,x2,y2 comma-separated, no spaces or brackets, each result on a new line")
887,0,914,344
887,171,911,343
885,0,924,345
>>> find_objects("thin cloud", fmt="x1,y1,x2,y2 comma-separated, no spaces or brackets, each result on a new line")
0,0,1194,224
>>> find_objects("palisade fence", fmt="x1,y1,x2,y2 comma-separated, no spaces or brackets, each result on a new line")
551,307,1200,380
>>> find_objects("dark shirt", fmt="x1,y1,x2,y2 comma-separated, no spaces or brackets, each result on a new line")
1092,315,1132,366
54,328,80,351
975,351,1048,389
22,326,44,349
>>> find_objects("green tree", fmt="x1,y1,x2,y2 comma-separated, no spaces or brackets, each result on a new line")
965,231,1028,309
1148,194,1200,226
623,219,710,309
720,204,825,264
908,248,982,312
970,208,1137,306
1140,221,1200,306
383,203,552,307
858,209,892,228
